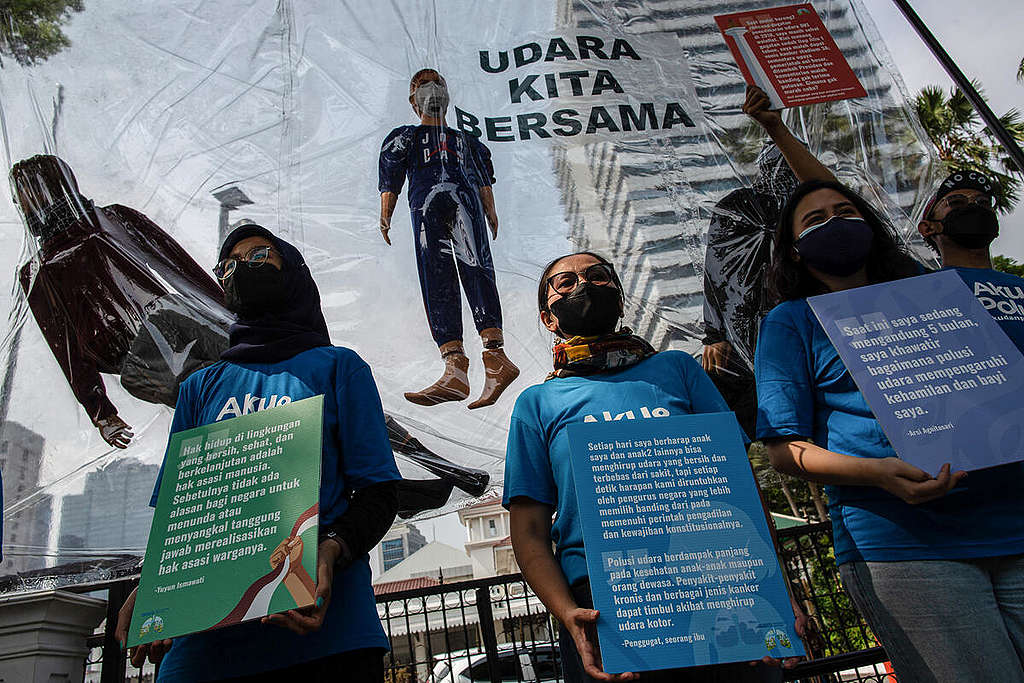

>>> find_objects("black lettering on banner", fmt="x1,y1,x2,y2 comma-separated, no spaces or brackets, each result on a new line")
509,75,544,103
486,116,516,142
559,71,589,97
577,35,608,60
619,103,657,131
587,106,620,134
610,39,641,61
514,42,542,68
479,50,509,74
518,113,552,140
552,109,583,136
593,69,624,95
545,37,578,61
479,36,641,75
662,102,695,129
456,107,482,138
544,73,558,98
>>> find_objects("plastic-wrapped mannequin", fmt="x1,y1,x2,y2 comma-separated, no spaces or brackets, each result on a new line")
11,155,488,512
12,155,231,448
701,142,798,438
378,69,519,409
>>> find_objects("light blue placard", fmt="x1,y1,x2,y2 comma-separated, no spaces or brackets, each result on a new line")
568,412,802,674
808,270,1024,473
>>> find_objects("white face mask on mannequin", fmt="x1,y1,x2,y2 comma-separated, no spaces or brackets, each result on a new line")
414,81,449,117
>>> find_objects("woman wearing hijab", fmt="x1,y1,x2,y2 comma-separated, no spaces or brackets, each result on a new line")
756,181,1024,681
503,251,802,682
115,224,401,682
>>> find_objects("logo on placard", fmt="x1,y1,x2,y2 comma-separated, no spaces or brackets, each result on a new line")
763,627,791,652
139,615,165,637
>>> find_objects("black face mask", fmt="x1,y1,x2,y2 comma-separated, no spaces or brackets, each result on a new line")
795,216,874,277
223,265,289,318
549,282,621,337
941,205,999,249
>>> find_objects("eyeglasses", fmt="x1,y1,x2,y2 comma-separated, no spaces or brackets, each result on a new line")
938,193,995,212
546,263,616,296
213,245,276,281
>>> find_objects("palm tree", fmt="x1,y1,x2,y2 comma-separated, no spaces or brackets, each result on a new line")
914,81,1024,212
1018,57,1023,83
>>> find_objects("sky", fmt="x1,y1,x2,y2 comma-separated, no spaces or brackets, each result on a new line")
859,0,1024,259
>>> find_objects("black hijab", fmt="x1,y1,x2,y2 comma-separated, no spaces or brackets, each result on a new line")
219,224,332,363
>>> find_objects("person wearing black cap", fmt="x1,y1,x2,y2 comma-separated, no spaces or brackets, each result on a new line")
918,169,1024,352
115,225,402,682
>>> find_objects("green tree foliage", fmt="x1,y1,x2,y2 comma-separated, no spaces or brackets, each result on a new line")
994,255,1024,277
915,82,1024,213
0,0,84,67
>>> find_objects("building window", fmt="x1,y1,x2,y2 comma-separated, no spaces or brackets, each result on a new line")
381,538,405,571
486,519,497,538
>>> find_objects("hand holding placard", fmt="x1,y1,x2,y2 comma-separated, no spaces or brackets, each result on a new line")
808,271,1024,473
569,413,802,673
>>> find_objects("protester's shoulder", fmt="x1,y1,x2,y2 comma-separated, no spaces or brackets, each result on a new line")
763,299,813,328
957,266,1024,285
179,360,231,400
306,345,371,374
510,381,551,424
648,349,699,372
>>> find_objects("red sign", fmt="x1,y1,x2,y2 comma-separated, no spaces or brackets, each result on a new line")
715,4,867,109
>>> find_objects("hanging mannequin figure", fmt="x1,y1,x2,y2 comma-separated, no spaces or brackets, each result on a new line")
378,69,519,409
11,154,231,449
10,155,488,513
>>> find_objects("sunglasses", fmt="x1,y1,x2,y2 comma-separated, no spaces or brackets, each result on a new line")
213,245,277,281
938,193,995,212
546,263,616,296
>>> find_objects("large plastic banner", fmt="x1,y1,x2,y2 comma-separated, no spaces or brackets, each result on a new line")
0,0,940,588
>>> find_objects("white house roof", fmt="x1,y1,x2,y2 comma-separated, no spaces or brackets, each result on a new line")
375,541,488,584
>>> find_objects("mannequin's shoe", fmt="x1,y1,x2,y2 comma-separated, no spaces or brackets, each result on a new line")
468,348,520,409
405,352,470,406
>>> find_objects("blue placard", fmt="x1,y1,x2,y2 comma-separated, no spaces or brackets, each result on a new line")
568,412,802,674
808,270,1024,473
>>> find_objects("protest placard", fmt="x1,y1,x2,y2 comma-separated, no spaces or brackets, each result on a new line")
128,395,323,646
715,3,867,109
809,270,1024,472
569,413,801,673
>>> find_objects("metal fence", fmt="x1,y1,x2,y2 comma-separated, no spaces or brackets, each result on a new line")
67,522,894,682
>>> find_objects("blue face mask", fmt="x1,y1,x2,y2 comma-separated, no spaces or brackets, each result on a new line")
795,215,873,277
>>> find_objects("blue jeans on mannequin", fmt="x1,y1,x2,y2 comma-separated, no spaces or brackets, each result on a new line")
840,555,1024,683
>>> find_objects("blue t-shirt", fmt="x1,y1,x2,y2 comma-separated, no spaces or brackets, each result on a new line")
149,346,401,682
378,125,495,210
502,351,733,586
755,299,1024,565
948,266,1024,352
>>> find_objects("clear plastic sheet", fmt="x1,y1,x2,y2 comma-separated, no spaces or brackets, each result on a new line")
0,0,940,590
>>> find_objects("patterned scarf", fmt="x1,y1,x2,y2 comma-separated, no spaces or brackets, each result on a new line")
548,329,656,379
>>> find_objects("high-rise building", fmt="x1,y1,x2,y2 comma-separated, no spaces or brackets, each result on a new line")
0,421,51,577
58,458,159,563
377,521,428,573
553,0,934,350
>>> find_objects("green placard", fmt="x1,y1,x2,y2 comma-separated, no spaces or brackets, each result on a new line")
128,395,324,646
